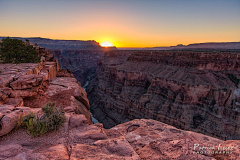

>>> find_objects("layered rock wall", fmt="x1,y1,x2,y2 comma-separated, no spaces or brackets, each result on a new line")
51,49,104,85
88,50,240,140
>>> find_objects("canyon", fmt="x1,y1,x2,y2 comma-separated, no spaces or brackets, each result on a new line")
0,53,239,159
1,38,240,159
87,50,240,141
51,49,104,86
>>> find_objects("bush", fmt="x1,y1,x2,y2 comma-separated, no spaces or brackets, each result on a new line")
21,112,35,128
40,102,66,131
21,102,66,137
0,37,40,64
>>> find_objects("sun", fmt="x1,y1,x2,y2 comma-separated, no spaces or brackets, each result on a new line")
100,42,114,47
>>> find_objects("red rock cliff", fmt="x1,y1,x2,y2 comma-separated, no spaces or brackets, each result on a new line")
88,50,240,140
0,44,92,137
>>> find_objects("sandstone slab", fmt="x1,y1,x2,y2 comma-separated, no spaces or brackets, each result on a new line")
10,74,43,90
10,87,39,98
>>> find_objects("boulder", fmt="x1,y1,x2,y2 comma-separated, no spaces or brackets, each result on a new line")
0,110,22,136
10,74,43,90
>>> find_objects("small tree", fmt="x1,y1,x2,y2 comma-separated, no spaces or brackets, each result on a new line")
0,37,40,64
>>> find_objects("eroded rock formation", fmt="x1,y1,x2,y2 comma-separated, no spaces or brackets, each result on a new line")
88,50,240,140
0,45,92,136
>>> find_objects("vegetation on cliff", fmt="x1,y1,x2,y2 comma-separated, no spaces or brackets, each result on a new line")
21,102,66,137
0,37,40,64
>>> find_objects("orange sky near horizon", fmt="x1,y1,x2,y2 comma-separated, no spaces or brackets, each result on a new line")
0,0,239,48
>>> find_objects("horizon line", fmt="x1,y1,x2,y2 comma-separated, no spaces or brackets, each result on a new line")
1,36,240,48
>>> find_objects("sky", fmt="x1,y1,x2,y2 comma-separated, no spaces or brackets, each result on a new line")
0,0,240,48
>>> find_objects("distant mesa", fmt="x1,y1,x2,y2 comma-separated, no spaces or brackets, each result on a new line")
153,42,240,50
176,44,185,46
0,37,103,50
118,42,240,50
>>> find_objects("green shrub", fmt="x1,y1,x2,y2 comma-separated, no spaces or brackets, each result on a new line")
0,37,40,64
40,102,66,131
21,112,35,129
21,102,66,137
26,118,48,137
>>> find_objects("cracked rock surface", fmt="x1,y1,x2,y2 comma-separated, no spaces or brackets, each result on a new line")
1,117,240,159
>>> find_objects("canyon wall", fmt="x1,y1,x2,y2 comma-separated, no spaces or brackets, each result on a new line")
51,50,104,85
88,50,240,140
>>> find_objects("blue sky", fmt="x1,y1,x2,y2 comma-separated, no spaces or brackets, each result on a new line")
0,0,239,47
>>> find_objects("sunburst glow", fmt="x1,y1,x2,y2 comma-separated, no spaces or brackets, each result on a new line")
100,42,114,47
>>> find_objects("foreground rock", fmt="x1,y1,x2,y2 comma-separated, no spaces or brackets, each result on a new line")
45,77,92,124
88,50,240,140
0,45,92,136
1,117,239,159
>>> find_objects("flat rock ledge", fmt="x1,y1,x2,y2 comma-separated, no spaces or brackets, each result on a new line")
0,118,239,160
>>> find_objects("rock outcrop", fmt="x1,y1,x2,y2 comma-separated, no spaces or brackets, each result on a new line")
88,50,240,140
0,44,92,137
